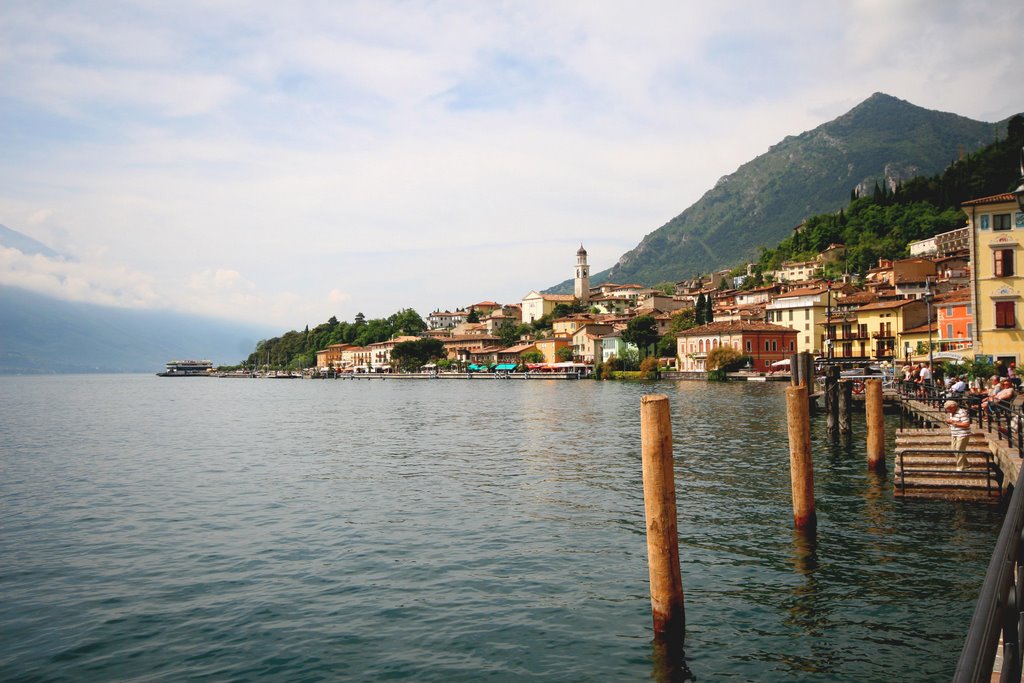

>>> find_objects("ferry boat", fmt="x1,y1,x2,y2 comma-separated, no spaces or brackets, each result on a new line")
157,359,214,377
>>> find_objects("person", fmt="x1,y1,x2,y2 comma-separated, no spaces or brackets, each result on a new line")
1010,362,1020,389
996,359,1008,379
983,379,1017,413
916,362,932,397
944,400,972,471
948,376,967,396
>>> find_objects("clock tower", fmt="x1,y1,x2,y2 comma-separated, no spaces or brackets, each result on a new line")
574,244,590,304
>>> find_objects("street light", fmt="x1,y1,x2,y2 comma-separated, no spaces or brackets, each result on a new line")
923,277,934,371
1014,147,1024,211
825,279,833,362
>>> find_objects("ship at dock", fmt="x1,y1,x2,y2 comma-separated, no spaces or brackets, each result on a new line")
157,359,214,377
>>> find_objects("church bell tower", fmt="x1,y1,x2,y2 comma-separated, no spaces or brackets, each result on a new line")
574,244,590,303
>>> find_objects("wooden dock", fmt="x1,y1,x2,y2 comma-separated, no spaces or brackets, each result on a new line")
894,397,1022,501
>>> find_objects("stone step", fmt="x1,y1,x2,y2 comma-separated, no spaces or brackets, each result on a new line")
896,459,992,470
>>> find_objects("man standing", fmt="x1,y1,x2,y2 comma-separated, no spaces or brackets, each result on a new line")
944,400,972,471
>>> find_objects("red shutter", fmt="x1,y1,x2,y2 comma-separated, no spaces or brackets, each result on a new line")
995,301,1015,328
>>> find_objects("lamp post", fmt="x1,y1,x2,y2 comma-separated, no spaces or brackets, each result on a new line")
923,278,934,371
825,280,833,362
1014,147,1024,211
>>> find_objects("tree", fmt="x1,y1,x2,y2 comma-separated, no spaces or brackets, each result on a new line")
389,308,427,336
704,295,714,323
706,346,744,371
390,338,446,372
695,293,707,325
521,350,544,364
622,315,659,359
466,309,480,323
556,346,575,362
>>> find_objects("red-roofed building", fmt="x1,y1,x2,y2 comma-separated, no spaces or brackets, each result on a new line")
676,321,798,372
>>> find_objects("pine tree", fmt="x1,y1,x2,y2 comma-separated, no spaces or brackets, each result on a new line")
695,293,707,325
704,294,714,323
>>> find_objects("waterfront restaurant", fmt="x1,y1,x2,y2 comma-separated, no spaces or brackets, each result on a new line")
676,320,798,372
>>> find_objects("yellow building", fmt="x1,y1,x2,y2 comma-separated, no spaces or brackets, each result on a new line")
964,192,1024,366
534,337,571,363
764,286,829,354
521,291,575,324
853,299,928,360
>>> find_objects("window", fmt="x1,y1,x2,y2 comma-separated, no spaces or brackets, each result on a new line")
788,310,793,322
994,213,1012,231
771,340,777,351
764,340,770,351
967,323,974,338
745,340,752,352
994,249,1015,277
946,324,953,338
789,340,795,351
946,306,953,317
995,302,1015,329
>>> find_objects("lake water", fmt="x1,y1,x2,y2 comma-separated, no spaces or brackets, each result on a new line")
0,375,1003,681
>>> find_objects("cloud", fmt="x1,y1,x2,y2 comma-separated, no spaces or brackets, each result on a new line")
0,246,162,308
1,1,1023,331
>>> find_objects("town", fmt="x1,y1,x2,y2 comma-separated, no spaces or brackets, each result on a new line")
309,189,1022,379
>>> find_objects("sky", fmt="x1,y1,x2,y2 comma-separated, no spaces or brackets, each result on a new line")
2,1,1023,330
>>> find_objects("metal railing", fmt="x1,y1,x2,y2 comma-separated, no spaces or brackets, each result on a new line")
954,465,1024,682
897,383,1023,457
895,448,997,497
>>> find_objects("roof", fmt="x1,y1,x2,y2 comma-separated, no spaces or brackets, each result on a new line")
856,299,919,311
773,287,828,299
676,321,798,336
500,342,538,354
961,193,1017,207
935,288,971,303
902,321,939,334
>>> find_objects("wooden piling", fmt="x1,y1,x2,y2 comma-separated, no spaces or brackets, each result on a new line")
786,385,816,530
825,366,839,437
865,379,885,470
838,380,852,435
640,394,685,637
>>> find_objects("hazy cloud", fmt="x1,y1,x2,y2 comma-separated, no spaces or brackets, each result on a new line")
1,0,1022,328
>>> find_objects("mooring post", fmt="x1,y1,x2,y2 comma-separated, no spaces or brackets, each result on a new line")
825,366,840,438
789,353,800,387
640,394,685,638
838,379,852,435
865,379,885,471
786,384,816,530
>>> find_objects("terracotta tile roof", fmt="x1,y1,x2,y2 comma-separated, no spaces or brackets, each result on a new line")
934,288,971,303
902,321,938,334
500,342,538,354
676,320,797,336
773,287,828,299
961,193,1017,206
856,299,918,311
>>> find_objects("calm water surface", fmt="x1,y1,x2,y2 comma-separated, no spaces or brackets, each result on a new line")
0,375,1002,681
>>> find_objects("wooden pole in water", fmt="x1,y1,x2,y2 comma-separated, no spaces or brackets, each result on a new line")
825,366,839,437
640,394,685,638
786,384,816,530
838,379,852,435
790,353,800,387
865,379,885,471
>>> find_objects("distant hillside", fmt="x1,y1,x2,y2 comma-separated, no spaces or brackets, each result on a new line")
548,93,1011,292
0,286,272,374
0,223,64,258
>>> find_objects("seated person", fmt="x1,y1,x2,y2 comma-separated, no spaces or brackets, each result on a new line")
982,379,1016,412
947,376,967,396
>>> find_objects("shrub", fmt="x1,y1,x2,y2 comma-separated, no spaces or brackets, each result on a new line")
639,356,660,380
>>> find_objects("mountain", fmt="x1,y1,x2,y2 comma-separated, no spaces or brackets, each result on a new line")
0,223,64,258
548,93,1011,291
0,286,273,374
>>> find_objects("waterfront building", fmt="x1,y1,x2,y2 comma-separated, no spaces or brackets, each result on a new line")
368,336,421,370
496,342,539,365
600,329,637,364
853,298,928,360
571,324,613,363
764,286,829,355
934,288,974,351
963,192,1023,367
675,321,797,372
552,314,596,337
442,334,502,360
315,343,352,369
534,337,571,364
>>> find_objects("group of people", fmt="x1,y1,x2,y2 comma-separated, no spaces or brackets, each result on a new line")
941,364,1020,472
